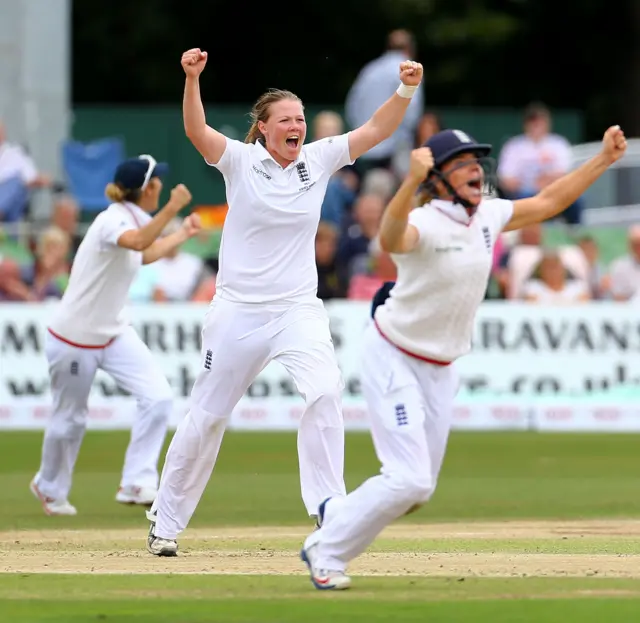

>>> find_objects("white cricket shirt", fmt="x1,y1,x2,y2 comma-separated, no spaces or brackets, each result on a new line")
374,198,514,363
208,135,354,303
48,202,151,346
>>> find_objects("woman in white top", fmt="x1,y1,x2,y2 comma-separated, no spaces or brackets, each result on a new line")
523,250,591,303
146,48,424,556
300,125,627,589
31,155,199,516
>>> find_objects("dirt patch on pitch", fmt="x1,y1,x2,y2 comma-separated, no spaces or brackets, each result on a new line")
1,520,640,576
2,550,640,577
4,519,640,544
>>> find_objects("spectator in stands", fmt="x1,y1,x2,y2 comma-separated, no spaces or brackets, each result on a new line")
337,193,384,289
315,221,345,300
315,111,359,228
609,225,640,300
498,103,583,225
495,223,543,299
360,168,397,204
152,218,210,301
191,276,216,302
0,258,31,301
345,30,423,177
50,194,81,256
21,226,71,300
0,227,70,301
498,222,590,299
0,120,51,224
523,250,590,303
394,110,442,181
415,110,442,146
347,237,397,300
577,235,611,299
128,263,163,302
313,111,343,140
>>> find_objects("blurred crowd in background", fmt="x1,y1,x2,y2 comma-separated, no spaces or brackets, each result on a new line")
1,29,639,306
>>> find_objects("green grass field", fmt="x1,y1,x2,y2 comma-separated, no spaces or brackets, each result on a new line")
1,430,640,622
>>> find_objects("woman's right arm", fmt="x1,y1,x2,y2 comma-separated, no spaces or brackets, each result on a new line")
181,49,227,165
379,147,434,254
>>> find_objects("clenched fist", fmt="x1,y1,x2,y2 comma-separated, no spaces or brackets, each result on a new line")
601,125,627,165
181,213,202,238
399,61,423,87
181,48,208,77
408,147,434,182
169,184,192,211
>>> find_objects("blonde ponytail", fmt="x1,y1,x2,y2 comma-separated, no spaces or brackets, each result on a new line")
245,121,264,144
415,188,433,207
105,182,141,204
105,182,126,202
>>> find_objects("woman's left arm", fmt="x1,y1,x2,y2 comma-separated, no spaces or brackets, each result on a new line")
142,214,201,265
347,61,423,161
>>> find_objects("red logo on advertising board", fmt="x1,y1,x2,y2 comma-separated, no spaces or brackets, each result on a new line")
544,408,572,421
592,408,620,421
491,406,520,421
238,408,267,421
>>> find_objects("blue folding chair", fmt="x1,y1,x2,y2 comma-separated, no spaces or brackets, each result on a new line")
61,138,125,211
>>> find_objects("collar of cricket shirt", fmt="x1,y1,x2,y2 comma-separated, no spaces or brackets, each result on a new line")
431,199,473,226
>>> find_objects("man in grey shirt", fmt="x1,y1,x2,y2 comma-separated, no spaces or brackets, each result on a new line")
345,30,424,176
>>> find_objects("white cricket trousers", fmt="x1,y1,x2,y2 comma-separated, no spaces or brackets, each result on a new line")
313,322,458,572
152,296,346,540
34,327,173,501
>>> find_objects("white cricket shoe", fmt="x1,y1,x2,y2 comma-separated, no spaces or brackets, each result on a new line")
146,509,178,557
116,485,157,506
30,479,77,516
300,530,351,590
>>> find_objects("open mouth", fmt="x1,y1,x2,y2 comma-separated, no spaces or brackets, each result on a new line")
467,178,482,192
286,135,300,149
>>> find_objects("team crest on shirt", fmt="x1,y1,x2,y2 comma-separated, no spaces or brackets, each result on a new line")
296,162,310,183
482,226,491,252
295,161,315,192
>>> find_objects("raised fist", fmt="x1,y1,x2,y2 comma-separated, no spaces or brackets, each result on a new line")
601,125,627,165
169,184,192,210
181,213,202,238
408,147,434,182
399,61,423,87
181,48,208,78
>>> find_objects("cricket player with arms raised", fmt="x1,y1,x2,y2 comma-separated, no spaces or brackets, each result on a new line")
301,125,628,589
146,48,424,557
